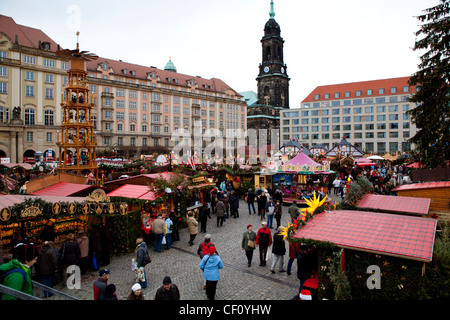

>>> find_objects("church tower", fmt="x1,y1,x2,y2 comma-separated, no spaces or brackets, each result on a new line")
246,1,289,152
256,0,290,108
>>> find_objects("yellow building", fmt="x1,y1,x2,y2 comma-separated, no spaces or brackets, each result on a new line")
0,15,247,163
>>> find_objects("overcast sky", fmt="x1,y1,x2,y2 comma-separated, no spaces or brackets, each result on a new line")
1,0,440,107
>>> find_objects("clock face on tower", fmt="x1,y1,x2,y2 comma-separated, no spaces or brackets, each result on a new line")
264,66,270,73
281,67,284,73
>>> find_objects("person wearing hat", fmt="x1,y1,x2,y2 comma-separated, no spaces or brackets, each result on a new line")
154,276,180,300
127,283,145,300
256,221,272,267
199,246,223,300
76,229,89,274
0,243,38,300
197,234,217,290
93,268,110,300
241,224,257,267
299,289,312,300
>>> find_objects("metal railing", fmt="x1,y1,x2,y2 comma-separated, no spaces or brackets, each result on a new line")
0,281,79,300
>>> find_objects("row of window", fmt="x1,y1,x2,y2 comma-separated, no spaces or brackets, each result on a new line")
295,104,410,117
22,55,68,69
284,122,410,132
314,86,410,100
284,131,410,141
104,136,170,147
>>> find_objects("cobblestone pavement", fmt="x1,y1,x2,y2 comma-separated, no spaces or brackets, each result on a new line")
52,194,342,300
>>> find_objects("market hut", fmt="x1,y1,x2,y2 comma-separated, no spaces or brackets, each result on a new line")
356,194,431,217
393,181,450,212
290,209,438,299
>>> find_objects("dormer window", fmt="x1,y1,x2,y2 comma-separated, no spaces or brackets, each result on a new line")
130,70,136,76
122,69,128,74
103,63,108,71
40,41,51,50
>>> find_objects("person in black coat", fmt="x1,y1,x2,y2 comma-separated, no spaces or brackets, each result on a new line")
170,210,181,242
257,192,268,220
297,245,313,294
246,189,256,215
59,233,80,284
229,190,240,218
270,227,286,273
198,202,210,233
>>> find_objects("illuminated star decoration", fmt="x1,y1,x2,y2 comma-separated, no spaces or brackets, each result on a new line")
280,192,328,243
301,191,328,217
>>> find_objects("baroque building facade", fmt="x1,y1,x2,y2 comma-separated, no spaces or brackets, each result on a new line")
0,15,247,163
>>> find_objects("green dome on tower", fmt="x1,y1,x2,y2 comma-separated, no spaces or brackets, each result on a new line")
164,56,177,72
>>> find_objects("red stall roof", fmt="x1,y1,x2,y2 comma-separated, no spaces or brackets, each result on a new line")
107,184,152,198
0,194,86,211
393,181,450,192
357,194,430,216
30,182,93,197
292,210,437,262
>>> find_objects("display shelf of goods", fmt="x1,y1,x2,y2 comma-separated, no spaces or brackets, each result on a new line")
0,224,15,246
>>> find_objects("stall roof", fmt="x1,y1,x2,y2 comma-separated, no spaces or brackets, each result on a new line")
30,182,94,197
0,163,34,170
292,210,437,262
357,194,430,216
0,194,86,211
107,184,152,198
104,171,183,188
393,181,450,192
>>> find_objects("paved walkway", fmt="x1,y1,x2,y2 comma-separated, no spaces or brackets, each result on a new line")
53,193,342,300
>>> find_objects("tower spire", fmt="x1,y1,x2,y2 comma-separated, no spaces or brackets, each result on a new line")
269,0,275,19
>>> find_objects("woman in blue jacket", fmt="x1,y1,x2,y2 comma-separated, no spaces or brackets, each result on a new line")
199,245,223,300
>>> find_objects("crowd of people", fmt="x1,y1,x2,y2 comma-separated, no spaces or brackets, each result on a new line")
1,176,322,301
329,162,413,199
0,223,113,300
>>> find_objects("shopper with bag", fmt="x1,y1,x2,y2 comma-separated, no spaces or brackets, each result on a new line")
256,221,272,267
241,224,257,267
199,245,223,300
135,238,151,288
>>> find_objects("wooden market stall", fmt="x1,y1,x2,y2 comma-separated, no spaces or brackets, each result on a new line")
0,194,87,251
393,181,450,212
291,209,438,300
356,194,431,217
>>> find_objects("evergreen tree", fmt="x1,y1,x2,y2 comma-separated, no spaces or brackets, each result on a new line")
408,0,450,168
